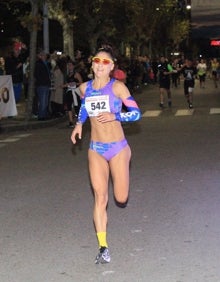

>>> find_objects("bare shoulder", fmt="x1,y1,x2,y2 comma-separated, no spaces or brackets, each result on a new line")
79,81,89,96
112,80,130,99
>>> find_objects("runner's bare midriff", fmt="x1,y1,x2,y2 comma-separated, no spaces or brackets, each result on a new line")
90,117,125,142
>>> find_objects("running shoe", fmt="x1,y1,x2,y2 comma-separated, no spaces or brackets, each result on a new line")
95,246,111,264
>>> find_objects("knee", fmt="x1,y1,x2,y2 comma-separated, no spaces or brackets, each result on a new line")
114,196,129,208
113,185,129,207
94,192,108,208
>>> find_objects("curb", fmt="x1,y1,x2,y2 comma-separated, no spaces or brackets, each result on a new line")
0,115,67,134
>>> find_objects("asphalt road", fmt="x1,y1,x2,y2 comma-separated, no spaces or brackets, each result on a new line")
1,80,220,282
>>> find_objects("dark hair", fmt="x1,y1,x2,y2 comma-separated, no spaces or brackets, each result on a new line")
56,58,66,73
95,45,116,62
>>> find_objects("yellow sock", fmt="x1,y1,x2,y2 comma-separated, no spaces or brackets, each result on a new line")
97,232,108,248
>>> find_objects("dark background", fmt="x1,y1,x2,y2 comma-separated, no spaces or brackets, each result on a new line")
191,0,220,57
1,1,220,58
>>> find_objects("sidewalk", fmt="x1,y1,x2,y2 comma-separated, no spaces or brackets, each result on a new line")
0,100,67,134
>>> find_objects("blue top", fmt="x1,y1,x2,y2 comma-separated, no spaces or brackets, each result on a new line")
84,79,122,117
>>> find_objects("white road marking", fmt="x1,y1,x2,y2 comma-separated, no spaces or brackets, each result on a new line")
14,133,32,138
102,271,115,276
142,110,161,117
0,138,20,142
210,108,220,114
131,229,142,233
0,134,32,148
175,109,194,116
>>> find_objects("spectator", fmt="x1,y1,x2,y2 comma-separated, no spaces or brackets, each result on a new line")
0,57,5,75
23,56,30,100
151,57,159,84
142,55,150,85
63,60,83,127
112,69,127,83
50,59,65,118
34,50,51,120
75,59,90,82
4,49,24,103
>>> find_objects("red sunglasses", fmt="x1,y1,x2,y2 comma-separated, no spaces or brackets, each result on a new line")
92,57,114,65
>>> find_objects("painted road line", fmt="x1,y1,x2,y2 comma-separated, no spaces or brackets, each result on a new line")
0,133,32,144
142,110,162,117
14,133,32,138
0,133,32,149
210,108,220,114
0,138,20,142
175,109,194,116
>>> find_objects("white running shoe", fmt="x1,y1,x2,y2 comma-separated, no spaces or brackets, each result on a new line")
95,247,111,264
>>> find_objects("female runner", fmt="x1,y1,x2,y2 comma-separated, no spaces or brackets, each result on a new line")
71,46,141,264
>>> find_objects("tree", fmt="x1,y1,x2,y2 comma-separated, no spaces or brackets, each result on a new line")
72,0,152,56
47,0,76,58
120,0,163,56
76,0,124,53
24,0,43,121
146,0,190,56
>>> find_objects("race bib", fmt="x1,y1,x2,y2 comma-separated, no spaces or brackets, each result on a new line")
85,95,110,116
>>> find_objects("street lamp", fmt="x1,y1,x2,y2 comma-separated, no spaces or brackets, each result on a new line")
186,0,191,10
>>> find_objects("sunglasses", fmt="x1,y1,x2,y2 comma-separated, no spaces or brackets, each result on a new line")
92,57,114,65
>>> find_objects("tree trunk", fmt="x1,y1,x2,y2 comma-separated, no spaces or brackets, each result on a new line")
25,1,39,122
43,1,49,53
63,20,74,59
88,36,98,55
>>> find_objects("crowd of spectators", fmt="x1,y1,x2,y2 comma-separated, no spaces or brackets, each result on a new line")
1,45,220,123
